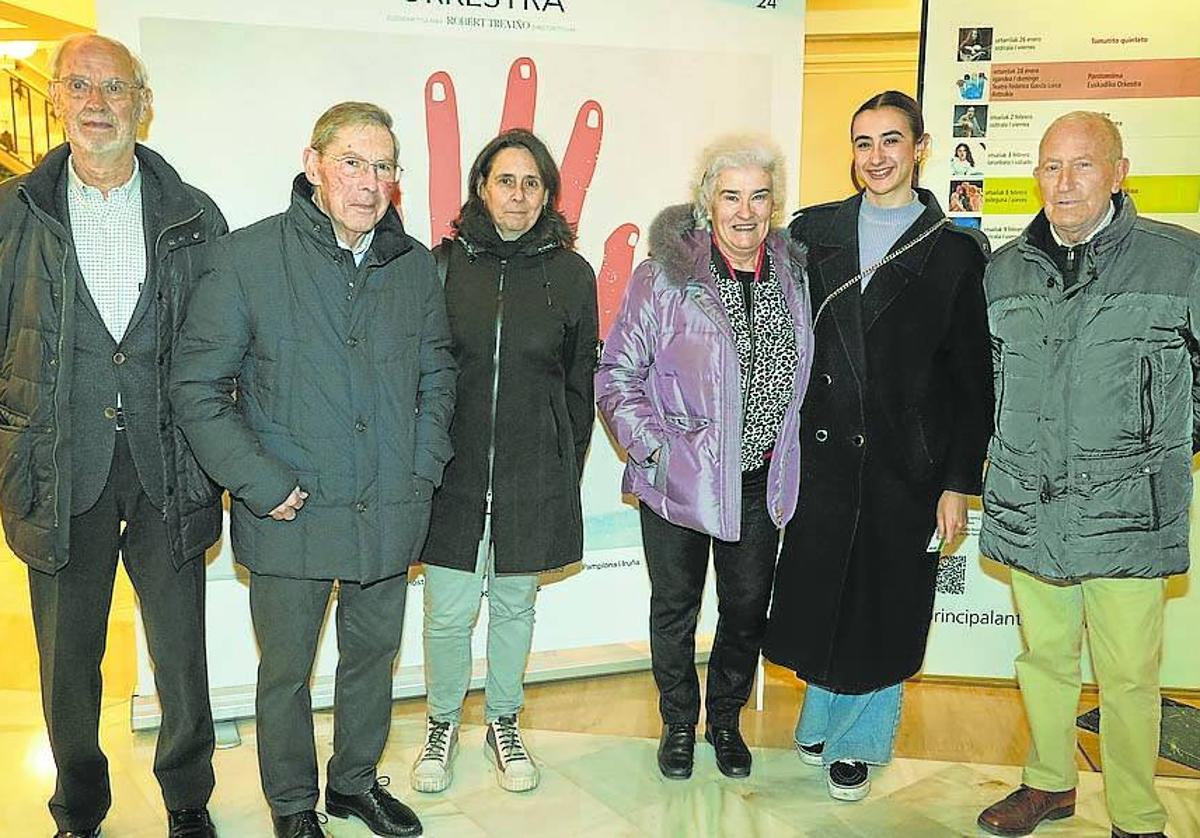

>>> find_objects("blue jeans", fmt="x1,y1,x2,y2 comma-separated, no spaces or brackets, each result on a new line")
794,683,903,765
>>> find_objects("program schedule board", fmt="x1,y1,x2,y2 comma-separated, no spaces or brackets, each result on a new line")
921,0,1200,247
919,0,1200,687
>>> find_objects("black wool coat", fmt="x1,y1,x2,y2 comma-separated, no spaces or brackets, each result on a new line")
762,189,993,693
421,210,598,574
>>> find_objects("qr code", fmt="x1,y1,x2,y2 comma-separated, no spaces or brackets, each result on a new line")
936,555,967,596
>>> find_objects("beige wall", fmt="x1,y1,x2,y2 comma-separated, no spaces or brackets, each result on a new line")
801,0,922,206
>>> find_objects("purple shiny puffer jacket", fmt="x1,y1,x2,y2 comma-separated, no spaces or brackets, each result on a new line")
596,204,814,540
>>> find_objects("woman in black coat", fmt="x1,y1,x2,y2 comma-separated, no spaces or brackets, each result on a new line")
410,130,598,796
762,91,992,802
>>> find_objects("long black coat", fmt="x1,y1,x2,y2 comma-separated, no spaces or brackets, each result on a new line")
763,190,993,693
421,210,598,574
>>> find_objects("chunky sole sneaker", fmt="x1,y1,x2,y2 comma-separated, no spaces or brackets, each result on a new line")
485,715,540,793
795,740,824,767
827,759,870,802
410,718,459,793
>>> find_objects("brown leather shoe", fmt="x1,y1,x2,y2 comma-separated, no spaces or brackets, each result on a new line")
977,785,1076,836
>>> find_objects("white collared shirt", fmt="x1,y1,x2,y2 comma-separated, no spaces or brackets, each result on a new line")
66,155,147,342
338,229,374,266
1050,199,1116,248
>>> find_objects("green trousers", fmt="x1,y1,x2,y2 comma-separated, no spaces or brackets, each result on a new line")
422,512,540,723
1011,568,1167,834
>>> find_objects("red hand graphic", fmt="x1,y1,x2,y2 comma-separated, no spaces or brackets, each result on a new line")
424,57,639,338
424,71,462,244
559,101,603,232
499,57,537,132
598,223,639,338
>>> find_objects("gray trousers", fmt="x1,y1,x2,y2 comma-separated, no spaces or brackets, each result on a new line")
249,570,408,816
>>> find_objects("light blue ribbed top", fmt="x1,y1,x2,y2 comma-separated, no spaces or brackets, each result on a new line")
858,191,923,290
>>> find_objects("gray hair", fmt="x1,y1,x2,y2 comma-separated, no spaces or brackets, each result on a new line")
690,134,786,229
310,102,398,163
50,34,150,89
1040,111,1124,162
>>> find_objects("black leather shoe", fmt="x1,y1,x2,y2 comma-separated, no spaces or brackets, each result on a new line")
55,829,101,838
705,725,752,778
168,807,216,837
325,777,422,837
657,723,695,780
271,810,326,838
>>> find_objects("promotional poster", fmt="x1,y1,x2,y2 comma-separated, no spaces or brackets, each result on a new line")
92,0,808,724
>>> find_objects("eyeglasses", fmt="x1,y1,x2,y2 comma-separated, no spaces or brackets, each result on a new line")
328,154,401,182
53,76,144,102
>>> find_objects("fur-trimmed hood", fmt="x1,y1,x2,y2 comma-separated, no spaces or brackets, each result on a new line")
647,203,806,284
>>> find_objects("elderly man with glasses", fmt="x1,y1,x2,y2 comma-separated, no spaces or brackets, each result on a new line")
0,34,226,838
171,101,455,838
0,32,226,835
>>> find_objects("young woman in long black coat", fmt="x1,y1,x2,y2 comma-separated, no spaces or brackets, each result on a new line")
763,91,993,802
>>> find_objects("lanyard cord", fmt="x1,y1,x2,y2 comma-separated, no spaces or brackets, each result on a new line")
810,217,950,331
714,237,766,285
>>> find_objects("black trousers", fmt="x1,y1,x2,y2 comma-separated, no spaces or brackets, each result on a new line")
249,570,408,817
27,434,215,832
639,467,778,727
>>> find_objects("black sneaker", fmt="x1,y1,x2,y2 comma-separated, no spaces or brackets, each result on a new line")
827,759,870,801
795,740,824,766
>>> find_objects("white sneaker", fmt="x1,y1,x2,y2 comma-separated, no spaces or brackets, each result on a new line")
410,717,458,793
795,740,824,767
827,759,870,801
485,714,540,792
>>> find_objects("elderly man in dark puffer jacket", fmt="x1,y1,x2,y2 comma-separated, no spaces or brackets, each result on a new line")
172,101,455,838
977,112,1200,838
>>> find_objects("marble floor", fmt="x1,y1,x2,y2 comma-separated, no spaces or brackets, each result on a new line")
2,557,1198,836
2,688,1199,838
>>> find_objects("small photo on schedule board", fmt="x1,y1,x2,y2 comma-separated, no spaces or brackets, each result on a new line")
949,180,984,213
950,141,984,176
953,105,988,138
955,71,988,101
957,27,993,62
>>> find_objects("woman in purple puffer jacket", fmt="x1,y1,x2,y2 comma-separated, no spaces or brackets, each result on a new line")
596,134,813,783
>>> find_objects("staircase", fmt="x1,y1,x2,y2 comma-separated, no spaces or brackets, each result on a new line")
0,59,63,180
